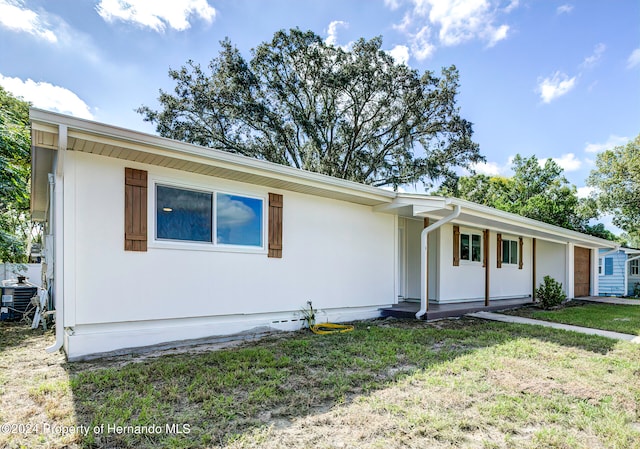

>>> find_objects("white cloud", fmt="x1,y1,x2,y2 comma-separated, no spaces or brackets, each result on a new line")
0,74,94,119
504,0,519,13
388,45,410,65
551,153,582,172
420,0,513,47
0,0,57,42
386,0,517,61
411,25,436,60
326,20,348,47
96,0,216,32
584,135,629,153
627,48,640,69
487,24,509,47
576,186,594,199
537,71,577,103
556,4,574,15
471,161,503,176
468,157,514,177
581,43,605,68
384,0,402,10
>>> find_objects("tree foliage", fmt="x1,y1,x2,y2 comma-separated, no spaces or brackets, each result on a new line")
0,86,31,262
439,154,592,230
587,134,640,240
138,29,482,188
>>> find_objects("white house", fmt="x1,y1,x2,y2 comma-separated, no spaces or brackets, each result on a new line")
30,109,618,360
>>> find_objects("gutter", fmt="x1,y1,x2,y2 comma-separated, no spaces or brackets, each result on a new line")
416,205,461,319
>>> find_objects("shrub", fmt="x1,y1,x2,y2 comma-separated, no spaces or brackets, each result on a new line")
536,275,567,309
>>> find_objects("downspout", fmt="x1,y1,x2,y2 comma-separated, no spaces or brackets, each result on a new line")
416,205,461,319
46,125,66,353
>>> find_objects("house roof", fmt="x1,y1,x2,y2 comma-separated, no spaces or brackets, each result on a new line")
30,108,618,250
379,194,618,249
29,108,396,220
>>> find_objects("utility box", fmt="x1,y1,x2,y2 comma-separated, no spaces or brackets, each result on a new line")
0,285,38,321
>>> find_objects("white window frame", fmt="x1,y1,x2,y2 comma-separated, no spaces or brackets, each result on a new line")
598,257,602,275
149,177,267,254
501,238,519,266
630,259,639,276
459,230,483,264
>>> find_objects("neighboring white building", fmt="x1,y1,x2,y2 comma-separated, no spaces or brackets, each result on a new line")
30,109,618,360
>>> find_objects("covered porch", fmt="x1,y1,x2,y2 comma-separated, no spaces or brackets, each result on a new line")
380,297,533,320
378,195,619,320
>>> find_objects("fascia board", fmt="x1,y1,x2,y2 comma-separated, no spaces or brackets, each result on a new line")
30,108,396,204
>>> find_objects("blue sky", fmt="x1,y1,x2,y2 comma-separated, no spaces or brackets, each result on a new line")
1,0,638,226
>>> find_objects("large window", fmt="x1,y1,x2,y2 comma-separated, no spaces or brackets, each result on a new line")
460,232,482,262
156,185,263,248
502,239,518,265
630,259,639,276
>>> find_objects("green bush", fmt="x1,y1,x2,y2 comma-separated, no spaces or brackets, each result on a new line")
536,276,567,309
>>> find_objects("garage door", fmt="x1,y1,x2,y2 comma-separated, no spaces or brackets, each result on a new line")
574,247,591,297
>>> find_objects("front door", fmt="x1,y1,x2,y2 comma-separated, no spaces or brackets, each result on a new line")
574,247,591,297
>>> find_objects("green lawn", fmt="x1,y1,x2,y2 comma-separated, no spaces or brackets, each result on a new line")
509,302,640,336
1,317,639,449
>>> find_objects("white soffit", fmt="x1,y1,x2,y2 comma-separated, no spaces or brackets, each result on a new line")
29,109,395,208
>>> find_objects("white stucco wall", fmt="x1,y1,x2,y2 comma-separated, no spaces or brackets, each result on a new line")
489,232,532,299
535,240,567,290
62,151,396,358
438,224,485,302
437,225,532,302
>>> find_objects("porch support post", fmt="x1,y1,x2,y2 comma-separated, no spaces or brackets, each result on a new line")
591,248,599,296
532,238,537,302
566,242,575,299
484,229,490,306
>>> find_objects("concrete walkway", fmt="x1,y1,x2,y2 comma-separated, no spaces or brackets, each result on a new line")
576,296,640,306
468,311,640,343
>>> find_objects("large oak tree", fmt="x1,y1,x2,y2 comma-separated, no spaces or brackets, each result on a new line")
138,29,482,188
0,86,31,262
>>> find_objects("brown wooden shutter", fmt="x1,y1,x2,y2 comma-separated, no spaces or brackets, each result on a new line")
124,167,147,252
518,237,524,269
496,233,502,268
452,225,460,266
268,193,283,258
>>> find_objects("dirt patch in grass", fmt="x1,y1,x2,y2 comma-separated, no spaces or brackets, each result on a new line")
1,317,639,449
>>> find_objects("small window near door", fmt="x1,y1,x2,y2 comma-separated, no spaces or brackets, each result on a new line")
502,239,519,265
630,259,639,276
460,232,482,262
